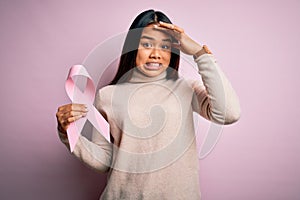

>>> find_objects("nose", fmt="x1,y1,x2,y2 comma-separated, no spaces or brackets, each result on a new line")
149,48,161,59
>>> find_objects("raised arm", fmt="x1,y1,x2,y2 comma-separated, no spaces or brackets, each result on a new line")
191,54,240,124
157,21,241,124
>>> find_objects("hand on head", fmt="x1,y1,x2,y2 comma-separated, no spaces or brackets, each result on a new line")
154,21,203,56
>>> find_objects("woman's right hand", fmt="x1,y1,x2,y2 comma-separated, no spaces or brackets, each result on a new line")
56,103,88,134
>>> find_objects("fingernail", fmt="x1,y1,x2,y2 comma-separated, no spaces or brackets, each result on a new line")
82,113,87,117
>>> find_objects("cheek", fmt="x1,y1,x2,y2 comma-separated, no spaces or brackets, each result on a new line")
136,50,147,65
163,52,171,65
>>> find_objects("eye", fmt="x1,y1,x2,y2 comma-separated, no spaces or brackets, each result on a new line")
161,44,171,50
141,42,152,48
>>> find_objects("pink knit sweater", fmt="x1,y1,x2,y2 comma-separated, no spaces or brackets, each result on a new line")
59,54,240,199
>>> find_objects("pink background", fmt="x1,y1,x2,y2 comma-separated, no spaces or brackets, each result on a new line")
1,0,300,199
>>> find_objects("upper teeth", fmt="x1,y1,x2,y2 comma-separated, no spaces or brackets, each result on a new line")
148,63,160,66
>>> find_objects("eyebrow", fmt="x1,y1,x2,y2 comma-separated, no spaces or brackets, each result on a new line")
140,35,172,42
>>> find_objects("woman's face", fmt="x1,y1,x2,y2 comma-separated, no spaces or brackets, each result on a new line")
136,24,172,77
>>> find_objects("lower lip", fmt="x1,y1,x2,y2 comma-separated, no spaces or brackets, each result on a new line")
144,64,162,70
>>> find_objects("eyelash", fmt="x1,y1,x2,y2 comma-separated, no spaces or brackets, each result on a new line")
142,42,152,48
141,42,171,50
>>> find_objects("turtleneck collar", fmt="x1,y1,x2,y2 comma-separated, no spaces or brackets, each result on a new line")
128,67,167,83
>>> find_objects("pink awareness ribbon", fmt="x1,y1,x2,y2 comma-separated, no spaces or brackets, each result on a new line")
65,65,110,152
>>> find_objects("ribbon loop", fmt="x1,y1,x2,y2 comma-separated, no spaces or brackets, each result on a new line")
65,65,110,152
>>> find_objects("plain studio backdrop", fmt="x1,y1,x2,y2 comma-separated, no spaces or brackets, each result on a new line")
0,0,299,199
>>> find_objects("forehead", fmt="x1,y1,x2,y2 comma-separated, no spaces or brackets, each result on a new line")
140,25,171,41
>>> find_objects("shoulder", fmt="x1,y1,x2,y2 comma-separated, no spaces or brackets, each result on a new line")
95,85,116,108
96,83,130,106
173,76,204,92
98,85,115,98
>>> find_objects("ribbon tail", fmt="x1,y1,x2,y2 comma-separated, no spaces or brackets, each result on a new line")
67,123,80,152
88,106,110,143
67,117,87,152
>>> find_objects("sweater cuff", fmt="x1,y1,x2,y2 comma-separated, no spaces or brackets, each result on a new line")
194,53,216,64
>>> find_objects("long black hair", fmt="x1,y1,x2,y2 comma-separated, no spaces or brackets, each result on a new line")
109,9,180,85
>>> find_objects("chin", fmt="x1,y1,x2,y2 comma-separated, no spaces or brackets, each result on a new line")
138,67,165,77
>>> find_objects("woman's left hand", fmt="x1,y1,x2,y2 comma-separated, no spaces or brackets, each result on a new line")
156,21,203,56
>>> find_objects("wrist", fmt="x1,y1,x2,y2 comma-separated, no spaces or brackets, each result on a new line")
57,124,67,135
193,45,212,59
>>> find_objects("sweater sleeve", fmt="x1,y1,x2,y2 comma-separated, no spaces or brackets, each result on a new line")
57,90,113,173
72,131,112,173
191,54,241,124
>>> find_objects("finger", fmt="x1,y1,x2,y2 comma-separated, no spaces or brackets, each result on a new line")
67,114,84,123
57,110,87,127
158,21,174,30
158,21,184,33
66,111,87,118
58,103,88,113
59,118,71,131
60,113,85,129
70,103,88,112
57,103,87,112
59,111,87,124
154,24,184,42
153,26,178,38
174,26,184,33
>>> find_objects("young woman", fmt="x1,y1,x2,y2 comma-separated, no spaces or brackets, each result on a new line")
56,9,240,200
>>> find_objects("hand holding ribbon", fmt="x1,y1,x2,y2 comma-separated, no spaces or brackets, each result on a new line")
64,65,110,152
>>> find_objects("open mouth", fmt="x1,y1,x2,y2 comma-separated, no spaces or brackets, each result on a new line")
144,62,162,70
